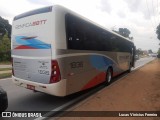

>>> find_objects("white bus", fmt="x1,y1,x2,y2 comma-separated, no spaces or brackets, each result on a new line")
11,5,135,96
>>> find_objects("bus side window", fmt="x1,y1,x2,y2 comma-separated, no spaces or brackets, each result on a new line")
66,14,82,50
69,37,72,41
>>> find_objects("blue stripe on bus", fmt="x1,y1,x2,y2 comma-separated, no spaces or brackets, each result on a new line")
15,36,51,49
89,54,123,73
90,55,114,71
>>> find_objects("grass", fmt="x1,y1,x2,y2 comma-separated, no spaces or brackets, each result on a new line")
0,61,11,65
0,73,12,79
0,68,12,71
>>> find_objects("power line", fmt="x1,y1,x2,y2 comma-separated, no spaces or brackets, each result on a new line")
152,0,157,26
146,0,155,31
157,0,159,23
157,0,160,25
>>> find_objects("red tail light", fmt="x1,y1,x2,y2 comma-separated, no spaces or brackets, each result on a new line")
11,58,14,76
50,60,61,83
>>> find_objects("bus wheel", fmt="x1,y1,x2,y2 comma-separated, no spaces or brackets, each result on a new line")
105,68,112,85
128,64,132,73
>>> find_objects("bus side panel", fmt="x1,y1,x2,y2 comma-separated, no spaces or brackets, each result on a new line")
117,52,131,71
56,49,129,95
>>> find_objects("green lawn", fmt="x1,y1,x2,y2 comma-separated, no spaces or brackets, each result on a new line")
0,73,12,79
0,68,12,71
0,61,11,65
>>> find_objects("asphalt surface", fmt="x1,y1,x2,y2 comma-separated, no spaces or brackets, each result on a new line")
134,57,155,69
0,79,80,111
0,57,155,118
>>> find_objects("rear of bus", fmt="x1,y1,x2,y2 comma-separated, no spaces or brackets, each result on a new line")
11,6,66,96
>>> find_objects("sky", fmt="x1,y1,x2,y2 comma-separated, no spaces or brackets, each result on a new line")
0,0,160,52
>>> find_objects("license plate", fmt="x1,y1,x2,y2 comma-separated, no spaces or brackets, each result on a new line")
27,84,35,90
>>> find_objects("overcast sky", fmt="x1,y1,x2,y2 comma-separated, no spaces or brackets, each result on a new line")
0,0,160,52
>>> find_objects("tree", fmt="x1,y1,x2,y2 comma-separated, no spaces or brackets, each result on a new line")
136,48,144,56
0,33,11,61
156,24,160,40
119,28,131,38
157,48,160,58
148,49,153,54
129,36,134,40
113,28,133,40
0,16,11,39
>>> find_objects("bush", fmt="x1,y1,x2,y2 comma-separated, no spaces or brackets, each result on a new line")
0,51,11,61
0,33,11,62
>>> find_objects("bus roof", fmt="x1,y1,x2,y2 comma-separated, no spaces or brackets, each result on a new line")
13,4,133,43
13,6,52,21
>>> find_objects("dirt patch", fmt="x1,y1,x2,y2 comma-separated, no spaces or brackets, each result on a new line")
55,59,160,120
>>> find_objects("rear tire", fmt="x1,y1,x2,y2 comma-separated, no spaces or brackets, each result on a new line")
128,64,132,73
105,68,112,85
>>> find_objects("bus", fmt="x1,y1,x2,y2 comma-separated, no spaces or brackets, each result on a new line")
11,5,135,96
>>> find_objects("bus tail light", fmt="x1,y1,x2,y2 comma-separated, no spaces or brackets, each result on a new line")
50,60,61,83
11,58,14,76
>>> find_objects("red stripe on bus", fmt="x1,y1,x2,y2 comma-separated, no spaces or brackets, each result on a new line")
112,72,120,77
81,72,106,91
15,45,36,49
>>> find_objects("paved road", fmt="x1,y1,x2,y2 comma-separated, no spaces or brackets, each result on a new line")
0,79,80,111
0,57,155,116
134,57,155,69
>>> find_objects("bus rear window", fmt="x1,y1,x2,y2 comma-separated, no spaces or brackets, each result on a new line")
14,6,52,21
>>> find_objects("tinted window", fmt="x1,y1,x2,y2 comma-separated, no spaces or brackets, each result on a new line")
65,14,132,53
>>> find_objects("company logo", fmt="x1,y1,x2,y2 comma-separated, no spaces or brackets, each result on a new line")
15,19,47,29
2,112,11,117
2,112,42,118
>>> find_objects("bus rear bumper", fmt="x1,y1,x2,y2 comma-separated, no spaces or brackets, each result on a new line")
12,76,67,97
